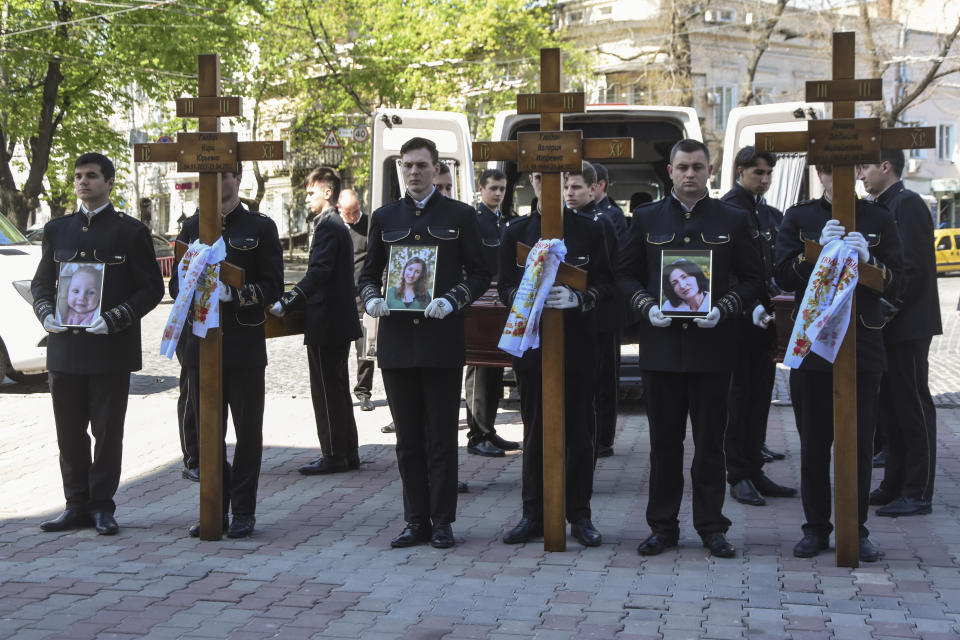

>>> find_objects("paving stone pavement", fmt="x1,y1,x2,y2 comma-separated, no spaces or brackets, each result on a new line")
1,278,959,639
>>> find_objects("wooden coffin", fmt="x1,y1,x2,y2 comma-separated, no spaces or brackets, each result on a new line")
464,285,512,367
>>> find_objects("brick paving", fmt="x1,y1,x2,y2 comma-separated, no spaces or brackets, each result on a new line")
0,279,959,639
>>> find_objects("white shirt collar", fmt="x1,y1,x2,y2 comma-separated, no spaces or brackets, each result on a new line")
670,187,709,213
409,186,436,209
80,202,111,220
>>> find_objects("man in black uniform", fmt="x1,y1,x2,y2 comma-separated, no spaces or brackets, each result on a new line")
858,150,942,516
499,163,613,547
774,165,902,561
338,188,375,412
271,168,362,475
434,162,453,198
358,137,490,549
32,153,164,535
591,163,627,240
171,165,283,539
721,146,796,506
465,168,520,457
618,139,763,558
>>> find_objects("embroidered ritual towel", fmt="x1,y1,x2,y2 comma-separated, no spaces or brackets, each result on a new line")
160,237,227,359
499,238,567,358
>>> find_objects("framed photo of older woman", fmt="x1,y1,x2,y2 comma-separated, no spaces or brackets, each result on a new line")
385,245,439,311
659,250,712,318
56,262,105,327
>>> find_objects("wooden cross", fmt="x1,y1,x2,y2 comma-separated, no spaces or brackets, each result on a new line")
758,32,935,567
134,54,285,541
473,48,633,551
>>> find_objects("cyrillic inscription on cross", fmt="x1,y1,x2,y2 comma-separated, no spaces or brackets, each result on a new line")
134,54,285,541
758,32,935,567
472,48,633,551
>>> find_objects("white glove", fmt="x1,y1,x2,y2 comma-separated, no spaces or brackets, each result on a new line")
423,297,453,319
365,297,390,318
544,285,579,310
752,304,772,328
844,232,870,263
268,301,285,317
648,305,672,328
85,316,109,334
42,314,67,333
693,307,721,329
819,219,845,245
217,282,233,302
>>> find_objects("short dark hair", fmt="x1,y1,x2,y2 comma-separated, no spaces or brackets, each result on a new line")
880,149,905,177
74,153,115,181
305,167,341,201
400,137,439,164
479,168,506,187
436,162,451,176
669,139,710,164
565,160,597,186
662,259,710,307
734,146,777,170
592,163,610,190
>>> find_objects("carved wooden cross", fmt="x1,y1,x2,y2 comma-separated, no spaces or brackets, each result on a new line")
473,48,633,551
134,54,285,541
758,32,935,567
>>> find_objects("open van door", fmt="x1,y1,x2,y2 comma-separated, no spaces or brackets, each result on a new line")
720,102,825,212
369,109,475,212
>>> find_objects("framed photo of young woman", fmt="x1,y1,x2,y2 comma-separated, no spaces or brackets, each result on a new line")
56,262,105,327
659,250,712,318
385,245,439,311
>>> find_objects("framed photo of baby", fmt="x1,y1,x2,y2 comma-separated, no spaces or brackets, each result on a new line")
659,250,712,317
385,245,438,311
56,262,105,327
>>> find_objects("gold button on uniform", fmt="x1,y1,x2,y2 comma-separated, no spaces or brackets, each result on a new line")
682,322,689,329
415,234,421,240
413,318,420,325
82,227,88,232
80,251,86,257
72,329,80,335
416,210,422,216
683,236,691,244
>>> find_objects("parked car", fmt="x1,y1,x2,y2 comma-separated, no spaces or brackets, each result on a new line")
935,228,960,274
0,214,47,382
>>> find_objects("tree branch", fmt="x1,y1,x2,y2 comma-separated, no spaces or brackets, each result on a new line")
298,0,368,115
739,0,788,106
890,16,960,124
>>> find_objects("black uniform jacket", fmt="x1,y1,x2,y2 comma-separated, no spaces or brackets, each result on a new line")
476,202,504,279
617,193,763,373
284,207,362,348
875,181,942,343
346,212,368,285
32,204,164,374
498,208,614,372
170,203,283,369
721,183,783,312
773,197,903,372
358,192,491,369
582,201,623,333
597,194,627,241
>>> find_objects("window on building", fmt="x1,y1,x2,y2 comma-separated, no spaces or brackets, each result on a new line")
938,123,956,162
567,10,582,24
605,83,619,104
597,5,612,20
712,85,738,130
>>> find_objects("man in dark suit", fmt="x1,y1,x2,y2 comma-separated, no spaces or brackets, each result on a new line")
720,146,796,507
338,188,375,412
859,150,942,517
172,164,283,539
358,137,490,549
31,152,164,535
774,165,903,562
271,168,363,474
618,139,763,559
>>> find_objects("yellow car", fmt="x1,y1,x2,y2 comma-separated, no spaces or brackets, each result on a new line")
935,228,960,274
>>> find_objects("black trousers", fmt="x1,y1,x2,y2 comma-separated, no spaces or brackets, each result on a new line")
352,298,374,400
516,368,596,523
595,330,620,449
464,365,504,444
643,371,732,536
878,338,936,502
381,367,463,525
186,365,265,516
177,355,199,470
724,322,776,484
789,369,880,538
307,342,359,460
49,370,130,514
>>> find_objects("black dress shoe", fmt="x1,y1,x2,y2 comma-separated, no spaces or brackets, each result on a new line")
40,509,91,532
467,440,506,457
359,397,375,411
381,423,395,434
701,531,735,558
570,518,602,547
859,536,884,562
596,445,614,458
730,479,766,506
503,517,543,544
636,531,679,556
92,512,119,536
487,433,520,451
298,457,350,475
188,516,230,538
876,496,932,517
869,487,896,506
761,449,774,463
182,466,200,482
457,481,469,493
761,443,786,460
873,450,886,468
391,523,432,548
227,515,256,538
754,474,798,498
793,533,829,558
431,524,455,549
